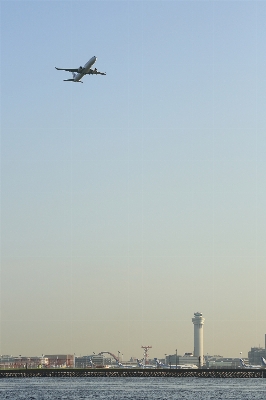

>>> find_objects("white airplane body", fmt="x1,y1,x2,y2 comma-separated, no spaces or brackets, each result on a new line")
55,56,106,83
115,360,133,369
136,359,155,368
262,357,266,367
239,358,261,369
154,358,170,369
88,357,94,367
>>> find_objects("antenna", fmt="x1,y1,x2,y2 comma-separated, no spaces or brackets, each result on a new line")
141,346,152,365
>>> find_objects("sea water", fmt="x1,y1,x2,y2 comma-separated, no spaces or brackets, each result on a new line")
0,377,266,399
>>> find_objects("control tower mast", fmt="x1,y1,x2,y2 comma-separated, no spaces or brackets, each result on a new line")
192,312,205,367
141,346,152,365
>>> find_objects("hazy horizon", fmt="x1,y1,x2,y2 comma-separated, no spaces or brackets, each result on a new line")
1,0,265,361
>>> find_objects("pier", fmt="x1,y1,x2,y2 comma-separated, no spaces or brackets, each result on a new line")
0,368,265,378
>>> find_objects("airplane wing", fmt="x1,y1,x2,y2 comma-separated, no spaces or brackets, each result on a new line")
86,68,106,75
55,67,79,72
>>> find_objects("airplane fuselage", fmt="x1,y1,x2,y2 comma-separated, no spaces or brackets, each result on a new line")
239,359,262,369
74,56,97,82
55,56,106,82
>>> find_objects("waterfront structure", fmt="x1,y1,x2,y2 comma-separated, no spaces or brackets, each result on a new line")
167,353,198,366
180,353,199,366
0,355,15,369
1,368,265,378
206,356,245,369
44,354,74,368
192,312,205,366
75,354,112,368
0,355,48,369
248,347,266,366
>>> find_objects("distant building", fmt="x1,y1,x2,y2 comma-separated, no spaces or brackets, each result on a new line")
44,355,74,368
166,353,198,366
75,354,112,368
0,355,48,369
0,355,15,368
75,356,93,368
248,347,266,365
180,353,199,366
166,354,180,366
206,356,243,369
91,354,111,366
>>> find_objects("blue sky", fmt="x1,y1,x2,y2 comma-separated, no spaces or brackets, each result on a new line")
1,1,266,359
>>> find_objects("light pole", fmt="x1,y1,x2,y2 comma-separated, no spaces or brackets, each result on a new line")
175,349,177,369
118,351,120,363
165,354,167,366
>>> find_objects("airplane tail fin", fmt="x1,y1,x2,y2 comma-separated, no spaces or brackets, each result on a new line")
72,72,76,78
262,357,266,366
239,358,246,367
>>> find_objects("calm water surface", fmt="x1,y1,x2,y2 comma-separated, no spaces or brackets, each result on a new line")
0,377,266,399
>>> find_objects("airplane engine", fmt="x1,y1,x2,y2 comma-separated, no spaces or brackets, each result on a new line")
77,66,83,73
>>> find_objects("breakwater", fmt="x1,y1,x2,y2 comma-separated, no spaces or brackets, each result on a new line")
0,368,265,378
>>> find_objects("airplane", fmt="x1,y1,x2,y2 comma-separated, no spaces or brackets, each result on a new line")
261,357,266,367
88,357,94,368
239,358,262,369
136,358,145,368
136,358,155,368
154,358,170,369
114,359,134,369
55,56,106,83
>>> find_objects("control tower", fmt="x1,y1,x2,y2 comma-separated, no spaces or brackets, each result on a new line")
192,312,205,367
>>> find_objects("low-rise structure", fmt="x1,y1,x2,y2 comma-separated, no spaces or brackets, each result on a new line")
75,354,112,368
205,355,244,369
44,354,74,368
248,347,266,366
0,355,49,369
166,353,199,367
